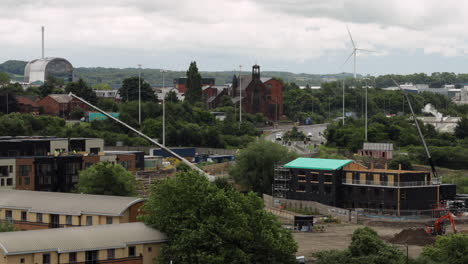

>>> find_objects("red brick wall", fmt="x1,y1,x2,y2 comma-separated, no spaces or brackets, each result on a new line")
14,221,49,231
128,201,144,222
37,96,61,115
175,83,186,93
116,154,137,172
202,87,217,98
264,79,284,118
82,155,100,169
15,158,35,191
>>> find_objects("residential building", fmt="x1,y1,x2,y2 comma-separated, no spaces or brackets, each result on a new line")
0,190,144,230
37,94,87,118
0,222,166,264
231,65,284,120
275,158,456,215
173,77,215,93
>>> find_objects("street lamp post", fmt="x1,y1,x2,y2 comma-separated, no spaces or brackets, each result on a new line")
161,69,168,146
138,64,142,125
239,65,242,127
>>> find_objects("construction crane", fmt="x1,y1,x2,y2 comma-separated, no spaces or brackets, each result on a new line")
392,80,439,182
68,93,214,181
425,212,457,235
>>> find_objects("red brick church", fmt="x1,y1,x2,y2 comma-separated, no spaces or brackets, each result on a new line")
231,65,284,121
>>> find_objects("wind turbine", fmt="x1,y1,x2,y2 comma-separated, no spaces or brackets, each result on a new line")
343,26,375,79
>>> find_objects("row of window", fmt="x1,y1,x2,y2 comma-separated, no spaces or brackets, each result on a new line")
297,185,332,194
296,171,333,183
4,210,113,225
34,246,143,264
0,165,13,177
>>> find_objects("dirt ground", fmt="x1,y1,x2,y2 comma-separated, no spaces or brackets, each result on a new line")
293,223,424,259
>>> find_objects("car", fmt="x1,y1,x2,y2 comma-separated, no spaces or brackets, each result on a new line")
275,133,282,141
307,132,313,138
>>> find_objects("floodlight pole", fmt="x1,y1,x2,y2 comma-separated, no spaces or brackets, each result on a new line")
239,65,242,128
342,80,345,125
161,69,168,146
138,64,142,125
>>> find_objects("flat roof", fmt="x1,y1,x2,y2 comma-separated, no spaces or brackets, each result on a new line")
0,223,166,255
0,190,144,216
284,158,353,170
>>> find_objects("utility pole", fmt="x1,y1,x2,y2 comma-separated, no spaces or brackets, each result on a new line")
342,80,345,125
364,78,368,142
239,65,242,127
161,69,168,146
6,94,8,114
138,64,142,125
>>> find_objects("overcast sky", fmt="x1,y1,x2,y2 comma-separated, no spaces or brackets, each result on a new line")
2,0,468,75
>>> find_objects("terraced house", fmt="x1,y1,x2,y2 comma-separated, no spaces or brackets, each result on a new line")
0,222,166,264
0,190,144,230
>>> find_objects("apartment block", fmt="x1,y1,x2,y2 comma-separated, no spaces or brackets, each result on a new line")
0,190,144,230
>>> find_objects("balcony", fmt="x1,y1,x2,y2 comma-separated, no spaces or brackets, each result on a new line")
342,179,434,187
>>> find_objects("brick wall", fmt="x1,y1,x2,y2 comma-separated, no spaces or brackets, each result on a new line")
15,158,35,191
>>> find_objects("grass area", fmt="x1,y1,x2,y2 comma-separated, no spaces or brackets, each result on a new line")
442,171,468,194
316,146,347,159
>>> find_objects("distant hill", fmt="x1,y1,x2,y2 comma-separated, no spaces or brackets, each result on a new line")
0,60,353,87
0,60,28,76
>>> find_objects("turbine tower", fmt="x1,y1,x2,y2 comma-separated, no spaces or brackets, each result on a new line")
343,26,375,79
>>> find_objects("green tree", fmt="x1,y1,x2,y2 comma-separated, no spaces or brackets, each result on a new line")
455,117,468,139
119,76,156,102
0,221,17,232
314,227,406,264
419,234,468,264
230,139,298,194
141,171,298,264
38,81,56,97
0,71,10,85
185,61,202,103
76,162,137,196
165,90,179,103
388,155,413,170
92,83,113,90
65,78,97,105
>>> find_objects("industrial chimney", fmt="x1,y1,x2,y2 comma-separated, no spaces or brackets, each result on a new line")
41,26,44,59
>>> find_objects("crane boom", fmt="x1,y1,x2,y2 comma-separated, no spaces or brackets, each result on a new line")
392,80,439,182
68,92,213,180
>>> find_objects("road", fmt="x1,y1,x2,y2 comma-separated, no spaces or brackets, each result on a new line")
264,124,328,155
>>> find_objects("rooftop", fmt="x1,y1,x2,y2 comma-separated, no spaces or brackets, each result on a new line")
0,190,144,216
0,222,166,255
284,158,353,170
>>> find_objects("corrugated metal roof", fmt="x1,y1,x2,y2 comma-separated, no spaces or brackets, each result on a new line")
0,190,144,216
48,94,73,103
363,143,394,151
0,222,166,255
284,158,353,170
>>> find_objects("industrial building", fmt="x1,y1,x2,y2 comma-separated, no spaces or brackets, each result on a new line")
274,158,457,215
0,222,166,264
0,190,144,230
24,57,74,84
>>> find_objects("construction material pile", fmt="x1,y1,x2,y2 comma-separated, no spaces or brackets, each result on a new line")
389,228,436,246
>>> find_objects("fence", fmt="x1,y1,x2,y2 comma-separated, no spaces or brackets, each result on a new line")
263,194,358,224
105,146,238,156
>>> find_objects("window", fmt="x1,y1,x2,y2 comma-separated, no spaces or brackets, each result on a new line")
86,216,93,226
106,216,113,224
6,178,12,186
21,211,27,221
8,166,12,173
324,174,332,183
19,165,31,176
0,179,3,186
24,177,30,185
85,162,93,168
297,185,306,192
43,253,50,264
90,148,101,155
18,177,22,185
128,246,136,257
310,173,319,182
148,247,152,252
107,249,115,260
5,210,12,221
20,258,25,263
37,213,43,223
66,215,72,225
311,185,319,194
69,252,77,263
0,166,9,177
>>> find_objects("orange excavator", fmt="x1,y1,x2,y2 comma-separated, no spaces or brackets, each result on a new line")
425,212,458,236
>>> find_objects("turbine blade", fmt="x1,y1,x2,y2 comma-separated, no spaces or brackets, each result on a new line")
356,48,377,52
346,26,356,48
342,50,355,67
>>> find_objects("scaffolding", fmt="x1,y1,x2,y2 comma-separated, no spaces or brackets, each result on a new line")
273,165,291,199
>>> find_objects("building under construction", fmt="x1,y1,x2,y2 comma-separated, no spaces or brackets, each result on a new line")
274,158,457,215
